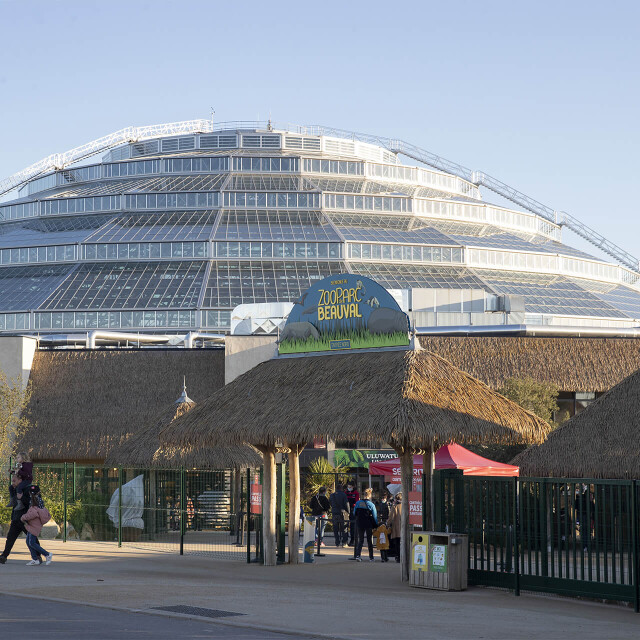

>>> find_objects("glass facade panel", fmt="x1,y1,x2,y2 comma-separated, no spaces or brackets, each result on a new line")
479,270,626,317
349,263,487,290
202,260,345,307
40,261,207,310
214,211,340,241
0,264,74,311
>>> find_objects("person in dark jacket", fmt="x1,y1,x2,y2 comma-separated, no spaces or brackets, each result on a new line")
309,486,331,546
0,474,30,564
353,487,378,562
344,481,360,546
329,484,350,547
376,492,391,524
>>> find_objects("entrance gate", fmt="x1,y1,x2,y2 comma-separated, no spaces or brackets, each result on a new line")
435,469,640,609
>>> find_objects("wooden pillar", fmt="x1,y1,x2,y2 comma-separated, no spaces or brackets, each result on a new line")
232,467,242,535
288,444,302,564
422,438,435,531
262,447,277,566
399,447,413,582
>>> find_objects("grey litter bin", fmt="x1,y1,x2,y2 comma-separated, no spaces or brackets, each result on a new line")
409,531,468,591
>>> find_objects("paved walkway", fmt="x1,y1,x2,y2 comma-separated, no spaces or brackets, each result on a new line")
0,540,638,639
0,594,315,640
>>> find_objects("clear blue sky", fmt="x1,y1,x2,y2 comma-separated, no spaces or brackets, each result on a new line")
1,0,638,260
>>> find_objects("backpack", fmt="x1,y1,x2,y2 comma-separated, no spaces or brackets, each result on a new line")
355,500,376,528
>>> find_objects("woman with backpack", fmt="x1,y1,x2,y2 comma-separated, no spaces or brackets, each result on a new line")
353,488,378,562
20,485,53,566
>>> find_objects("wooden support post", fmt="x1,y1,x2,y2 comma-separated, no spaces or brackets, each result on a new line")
288,445,302,564
422,438,434,531
400,448,413,582
262,448,277,566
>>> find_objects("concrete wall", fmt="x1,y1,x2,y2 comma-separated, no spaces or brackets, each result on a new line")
0,336,38,390
224,335,277,384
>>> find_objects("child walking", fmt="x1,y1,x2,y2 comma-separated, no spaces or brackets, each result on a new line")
20,485,53,566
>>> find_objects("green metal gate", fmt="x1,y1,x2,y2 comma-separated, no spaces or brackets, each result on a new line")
4,463,263,563
435,470,640,609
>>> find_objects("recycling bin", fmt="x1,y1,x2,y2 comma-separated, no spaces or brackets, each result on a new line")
409,531,468,591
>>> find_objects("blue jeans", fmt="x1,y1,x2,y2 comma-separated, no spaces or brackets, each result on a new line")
315,517,327,543
26,533,48,561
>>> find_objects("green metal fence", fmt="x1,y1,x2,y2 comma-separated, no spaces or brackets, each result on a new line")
435,470,640,610
2,462,262,563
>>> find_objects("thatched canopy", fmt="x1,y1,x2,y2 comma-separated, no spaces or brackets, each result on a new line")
512,367,640,479
419,336,640,392
19,349,224,461
161,349,550,450
104,393,262,469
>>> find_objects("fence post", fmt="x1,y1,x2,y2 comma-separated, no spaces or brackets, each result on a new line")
632,479,639,613
540,479,548,577
433,469,440,531
453,471,464,532
63,462,68,543
513,476,520,596
246,468,251,564
117,467,122,548
72,462,76,502
180,467,186,556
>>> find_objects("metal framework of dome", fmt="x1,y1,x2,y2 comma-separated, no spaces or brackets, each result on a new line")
1,119,639,336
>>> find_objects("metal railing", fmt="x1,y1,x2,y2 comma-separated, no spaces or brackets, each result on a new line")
1,462,262,563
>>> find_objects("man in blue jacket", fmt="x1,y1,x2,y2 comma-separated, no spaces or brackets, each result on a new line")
353,488,378,562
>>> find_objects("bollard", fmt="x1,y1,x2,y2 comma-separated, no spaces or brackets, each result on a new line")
303,517,316,563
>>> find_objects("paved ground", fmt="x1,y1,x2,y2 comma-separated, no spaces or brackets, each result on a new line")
0,540,638,639
0,594,315,639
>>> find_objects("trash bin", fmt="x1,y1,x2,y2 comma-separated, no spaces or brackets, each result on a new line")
409,531,468,591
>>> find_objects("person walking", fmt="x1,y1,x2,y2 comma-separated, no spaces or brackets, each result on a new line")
387,493,402,563
0,475,30,564
309,486,331,546
353,488,378,562
344,481,360,546
20,485,53,566
329,484,349,547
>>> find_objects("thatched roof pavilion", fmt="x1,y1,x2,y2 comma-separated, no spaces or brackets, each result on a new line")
19,349,224,462
104,385,262,470
161,348,550,574
161,349,549,449
512,367,640,479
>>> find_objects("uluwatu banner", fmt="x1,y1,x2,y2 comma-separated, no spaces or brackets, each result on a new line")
278,274,410,354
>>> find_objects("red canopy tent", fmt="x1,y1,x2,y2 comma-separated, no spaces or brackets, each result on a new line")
368,443,519,481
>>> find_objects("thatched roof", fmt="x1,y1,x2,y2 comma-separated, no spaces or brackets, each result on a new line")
511,367,640,479
104,393,262,469
161,349,550,450
419,336,640,392
19,349,225,462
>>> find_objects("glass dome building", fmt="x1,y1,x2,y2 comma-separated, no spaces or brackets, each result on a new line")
1,119,640,336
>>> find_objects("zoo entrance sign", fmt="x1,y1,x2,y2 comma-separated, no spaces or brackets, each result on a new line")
278,274,410,354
